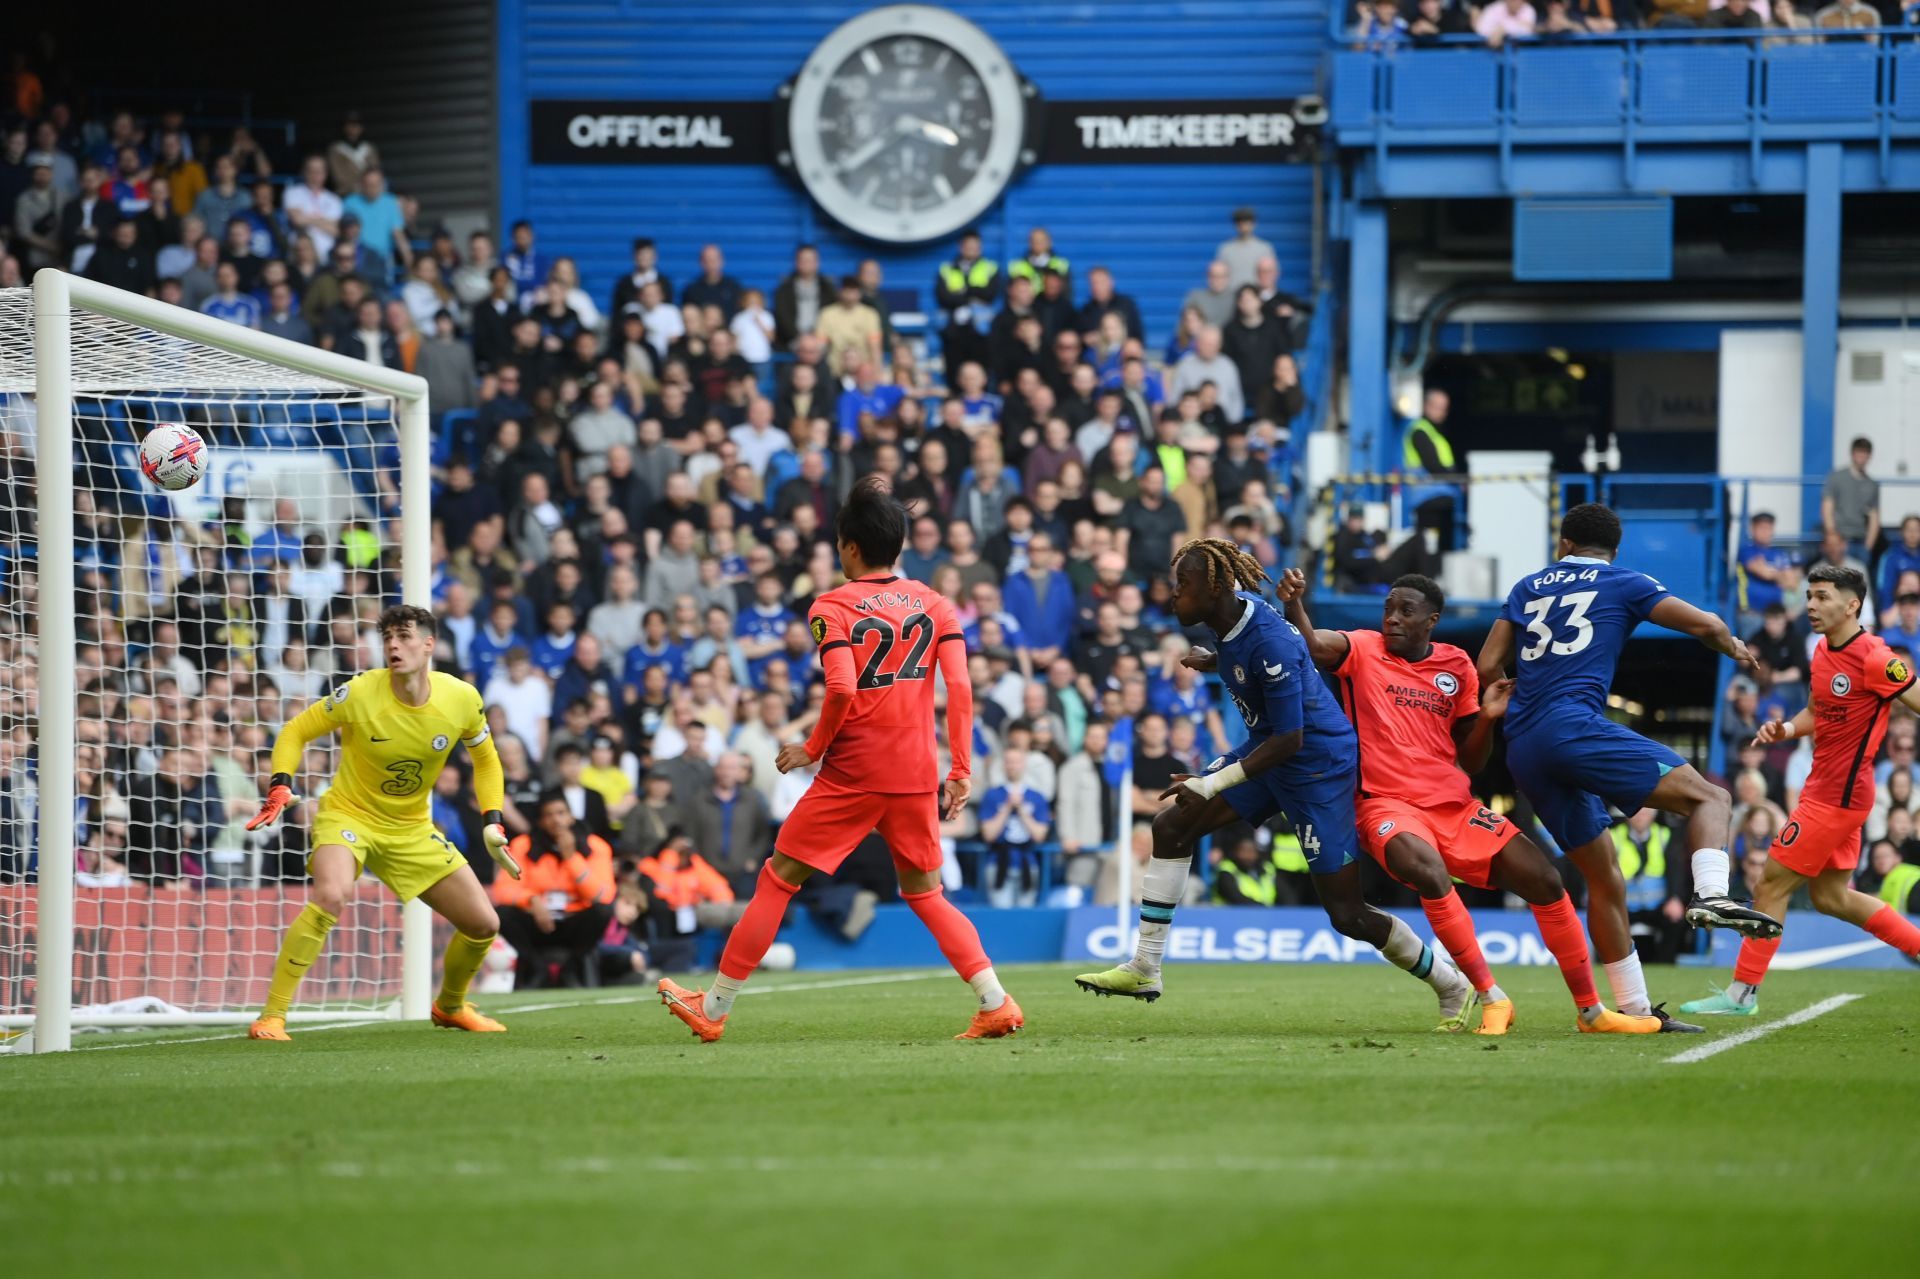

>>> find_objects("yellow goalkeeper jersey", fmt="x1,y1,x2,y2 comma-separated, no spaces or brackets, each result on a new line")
274,669,496,830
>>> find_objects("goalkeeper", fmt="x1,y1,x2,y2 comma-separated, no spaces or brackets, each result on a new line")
245,605,521,1041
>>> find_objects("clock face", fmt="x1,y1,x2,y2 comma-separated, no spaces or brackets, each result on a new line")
787,6,1026,244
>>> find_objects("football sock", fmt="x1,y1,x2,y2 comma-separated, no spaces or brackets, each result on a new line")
1732,936,1781,987
1132,855,1191,974
1726,980,1759,1004
1421,890,1493,993
902,885,1004,1008
1530,894,1599,1009
709,861,803,1015
705,974,746,1020
261,902,337,1020
1691,848,1732,900
1380,914,1465,992
1602,953,1652,1016
1863,904,1920,957
436,931,494,1014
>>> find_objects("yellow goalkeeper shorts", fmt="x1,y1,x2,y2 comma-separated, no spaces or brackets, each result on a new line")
309,809,466,902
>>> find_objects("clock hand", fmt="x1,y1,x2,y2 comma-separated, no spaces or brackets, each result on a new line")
834,131,891,175
896,115,959,147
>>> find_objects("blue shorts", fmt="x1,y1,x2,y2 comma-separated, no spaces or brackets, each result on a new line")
1213,763,1359,876
1507,716,1686,851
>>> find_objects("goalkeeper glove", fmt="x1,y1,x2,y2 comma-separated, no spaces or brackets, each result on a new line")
482,810,519,880
246,774,297,830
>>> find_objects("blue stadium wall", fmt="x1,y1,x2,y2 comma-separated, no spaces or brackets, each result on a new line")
496,0,1323,344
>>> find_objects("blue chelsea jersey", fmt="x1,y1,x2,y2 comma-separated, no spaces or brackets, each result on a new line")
1502,557,1668,737
1212,592,1356,780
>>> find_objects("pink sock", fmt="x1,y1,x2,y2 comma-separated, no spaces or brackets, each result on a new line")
1864,905,1920,957
1422,890,1494,993
717,862,802,982
1530,893,1599,1009
902,885,991,981
1733,936,1782,987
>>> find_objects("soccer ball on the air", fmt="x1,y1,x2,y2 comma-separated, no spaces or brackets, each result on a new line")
138,422,209,491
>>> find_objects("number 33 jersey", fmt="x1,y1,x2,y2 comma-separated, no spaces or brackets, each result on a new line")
1501,557,1667,738
312,669,492,828
808,575,962,794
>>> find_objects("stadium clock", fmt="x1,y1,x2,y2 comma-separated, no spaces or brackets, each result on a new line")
778,5,1034,244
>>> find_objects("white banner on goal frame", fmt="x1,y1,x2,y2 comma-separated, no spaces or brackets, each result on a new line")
0,270,434,1052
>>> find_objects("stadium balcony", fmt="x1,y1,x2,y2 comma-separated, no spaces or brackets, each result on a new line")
1327,27,1920,197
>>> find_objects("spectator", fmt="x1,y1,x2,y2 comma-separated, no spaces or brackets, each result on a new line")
1736,511,1801,631
1813,0,1879,34
683,752,773,883
492,792,616,988
816,277,884,379
1181,260,1236,330
1705,0,1764,27
1476,0,1539,44
12,150,62,273
1608,809,1691,964
503,219,548,301
681,242,742,318
1119,467,1191,587
1223,286,1285,412
199,260,261,328
260,279,313,345
151,129,205,217
84,218,154,295
1869,768,1916,844
1003,532,1076,666
1746,603,1808,713
936,228,1000,383
283,154,343,259
1168,325,1245,423
1215,208,1276,292
978,746,1053,906
1822,436,1879,563
193,157,251,244
1213,830,1284,905
59,159,117,274
1538,0,1590,33
1409,0,1477,39
1768,0,1814,40
327,111,383,194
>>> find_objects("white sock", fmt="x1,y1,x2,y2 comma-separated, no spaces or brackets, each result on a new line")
968,966,1008,1011
1132,856,1191,974
1484,982,1509,1005
1380,915,1464,991
1603,953,1651,1016
705,973,746,1019
1691,848,1731,900
1727,979,1758,1004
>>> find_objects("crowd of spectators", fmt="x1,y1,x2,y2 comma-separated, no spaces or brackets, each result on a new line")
0,95,1323,975
1352,0,1920,45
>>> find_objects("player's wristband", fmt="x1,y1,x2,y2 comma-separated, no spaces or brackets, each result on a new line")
1780,722,1794,740
1184,761,1247,800
268,772,294,794
482,809,505,829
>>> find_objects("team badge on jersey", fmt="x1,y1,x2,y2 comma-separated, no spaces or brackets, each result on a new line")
330,683,350,706
1832,673,1853,696
431,734,450,752
1232,664,1246,684
1889,658,1911,684
1434,672,1459,696
811,616,828,646
1377,820,1395,836
341,829,357,843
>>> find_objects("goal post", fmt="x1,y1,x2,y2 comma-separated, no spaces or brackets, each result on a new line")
2,269,434,1052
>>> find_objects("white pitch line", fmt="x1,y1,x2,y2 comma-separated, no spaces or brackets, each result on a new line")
1665,993,1863,1065
62,970,952,1052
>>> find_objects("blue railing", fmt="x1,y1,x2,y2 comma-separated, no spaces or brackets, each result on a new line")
1328,28,1920,160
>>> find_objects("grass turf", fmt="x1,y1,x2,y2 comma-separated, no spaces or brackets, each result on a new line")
2,962,1914,1278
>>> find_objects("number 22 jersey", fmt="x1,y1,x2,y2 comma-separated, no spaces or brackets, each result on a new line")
1501,557,1667,739
808,575,962,794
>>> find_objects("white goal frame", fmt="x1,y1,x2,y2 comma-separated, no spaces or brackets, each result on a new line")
19,269,434,1052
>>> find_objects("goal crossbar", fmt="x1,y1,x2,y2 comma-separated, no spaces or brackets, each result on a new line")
19,270,436,1052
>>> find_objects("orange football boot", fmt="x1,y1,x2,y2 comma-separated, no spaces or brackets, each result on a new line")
1474,998,1515,1036
431,1003,506,1032
658,978,727,1042
1578,1008,1662,1034
956,995,1024,1040
248,1016,291,1042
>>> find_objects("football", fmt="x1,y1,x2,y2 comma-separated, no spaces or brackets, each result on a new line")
138,422,209,491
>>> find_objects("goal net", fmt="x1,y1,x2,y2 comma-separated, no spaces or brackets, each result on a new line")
0,272,433,1051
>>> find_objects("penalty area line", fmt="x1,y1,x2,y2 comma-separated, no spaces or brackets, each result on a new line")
1664,993,1864,1065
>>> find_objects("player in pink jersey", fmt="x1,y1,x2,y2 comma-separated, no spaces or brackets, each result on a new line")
1681,564,1920,1016
1281,568,1662,1034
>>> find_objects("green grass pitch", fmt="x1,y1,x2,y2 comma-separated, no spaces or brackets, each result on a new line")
3,963,1913,1278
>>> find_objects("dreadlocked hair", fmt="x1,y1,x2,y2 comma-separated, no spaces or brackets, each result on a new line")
1172,537,1273,595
